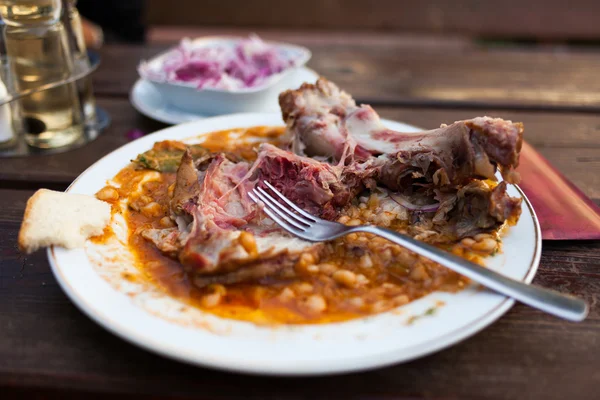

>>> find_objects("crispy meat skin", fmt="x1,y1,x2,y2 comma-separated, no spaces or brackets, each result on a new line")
170,149,200,216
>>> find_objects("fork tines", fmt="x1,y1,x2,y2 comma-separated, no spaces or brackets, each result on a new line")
248,181,316,234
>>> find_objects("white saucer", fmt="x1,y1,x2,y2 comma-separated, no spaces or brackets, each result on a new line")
130,67,320,125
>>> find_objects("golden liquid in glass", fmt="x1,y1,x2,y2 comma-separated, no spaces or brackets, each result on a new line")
1,0,83,148
0,0,60,26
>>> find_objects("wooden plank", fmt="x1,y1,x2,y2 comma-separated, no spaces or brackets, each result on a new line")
94,40,600,110
2,102,599,200
0,189,598,399
147,27,473,48
94,36,473,98
145,0,600,40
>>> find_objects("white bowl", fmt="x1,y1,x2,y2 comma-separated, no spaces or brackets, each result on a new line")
138,36,312,116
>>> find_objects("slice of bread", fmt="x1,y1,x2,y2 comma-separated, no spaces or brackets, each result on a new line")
18,189,112,254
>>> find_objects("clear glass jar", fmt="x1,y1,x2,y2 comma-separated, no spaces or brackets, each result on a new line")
0,0,61,26
0,17,17,148
0,0,83,148
65,0,95,123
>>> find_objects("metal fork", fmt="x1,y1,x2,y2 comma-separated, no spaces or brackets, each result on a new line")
248,181,588,322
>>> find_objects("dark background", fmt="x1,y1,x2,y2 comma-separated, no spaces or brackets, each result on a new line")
79,0,600,45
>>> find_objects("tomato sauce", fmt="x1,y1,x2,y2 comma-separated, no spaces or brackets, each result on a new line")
98,126,496,325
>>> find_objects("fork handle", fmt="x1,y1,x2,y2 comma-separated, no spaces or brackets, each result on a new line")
355,225,588,322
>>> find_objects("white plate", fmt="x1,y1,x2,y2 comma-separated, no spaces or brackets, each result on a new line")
48,113,541,376
130,67,319,124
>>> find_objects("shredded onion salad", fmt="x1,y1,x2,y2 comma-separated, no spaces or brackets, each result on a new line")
139,35,304,91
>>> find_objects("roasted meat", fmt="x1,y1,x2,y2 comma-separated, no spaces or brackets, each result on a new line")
278,78,523,237
279,78,523,185
253,143,375,219
144,142,372,285
139,78,525,288
133,140,211,173
374,117,523,191
431,181,522,238
170,149,201,216
141,146,323,287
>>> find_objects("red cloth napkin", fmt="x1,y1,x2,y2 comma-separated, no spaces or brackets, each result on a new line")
517,142,600,240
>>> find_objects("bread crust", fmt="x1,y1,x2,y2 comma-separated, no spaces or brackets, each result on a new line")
18,189,111,254
18,189,49,253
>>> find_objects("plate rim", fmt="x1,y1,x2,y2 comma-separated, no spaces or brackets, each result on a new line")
46,114,542,375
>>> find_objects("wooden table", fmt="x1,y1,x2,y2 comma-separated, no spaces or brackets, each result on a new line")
1,31,599,400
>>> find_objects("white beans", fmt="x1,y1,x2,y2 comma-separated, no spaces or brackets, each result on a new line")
356,274,370,286
297,252,316,268
303,295,327,313
382,248,393,261
474,233,492,241
96,186,119,202
371,300,389,313
461,238,476,247
333,270,357,288
337,215,350,224
318,263,338,275
394,295,410,306
238,231,257,255
360,254,373,268
348,297,365,308
141,202,162,217
140,195,152,205
200,292,221,308
306,265,320,274
368,194,379,208
409,265,430,281
278,287,295,302
295,253,320,275
295,282,313,293
472,238,497,253
346,233,358,241
207,284,227,295
159,216,175,228
395,251,416,266
362,210,373,219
